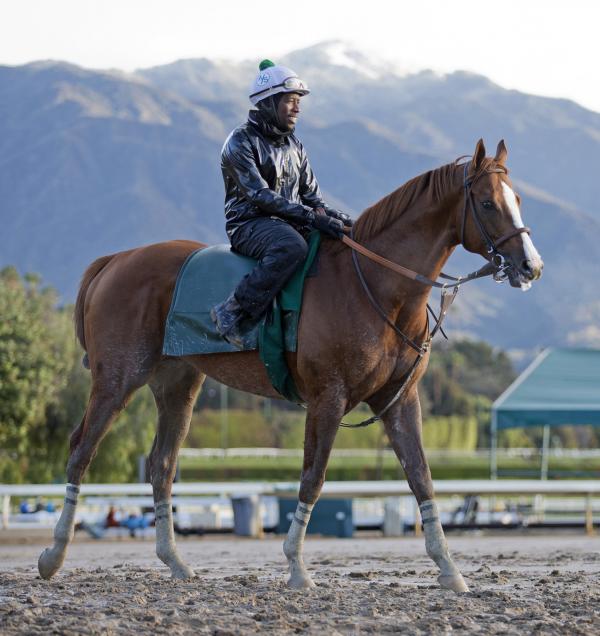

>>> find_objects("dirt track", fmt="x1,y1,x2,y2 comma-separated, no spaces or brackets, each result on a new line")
1,533,600,634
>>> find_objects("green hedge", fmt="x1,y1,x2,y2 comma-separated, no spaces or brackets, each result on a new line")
179,454,600,482
186,409,479,451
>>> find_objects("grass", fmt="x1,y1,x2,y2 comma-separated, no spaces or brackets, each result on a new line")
178,453,600,482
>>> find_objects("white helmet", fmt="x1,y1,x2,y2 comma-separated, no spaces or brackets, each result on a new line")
249,59,310,106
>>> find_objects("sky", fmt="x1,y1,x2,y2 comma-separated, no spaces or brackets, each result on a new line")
1,0,599,112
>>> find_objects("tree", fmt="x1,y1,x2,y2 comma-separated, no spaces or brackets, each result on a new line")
24,303,86,483
421,339,516,418
0,267,158,483
0,268,72,481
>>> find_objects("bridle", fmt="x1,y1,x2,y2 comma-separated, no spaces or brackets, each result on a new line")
339,159,532,428
460,161,531,283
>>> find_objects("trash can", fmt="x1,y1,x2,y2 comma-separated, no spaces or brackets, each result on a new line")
277,498,353,538
231,495,263,537
383,497,405,536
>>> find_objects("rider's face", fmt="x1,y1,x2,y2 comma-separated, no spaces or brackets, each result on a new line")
277,93,302,130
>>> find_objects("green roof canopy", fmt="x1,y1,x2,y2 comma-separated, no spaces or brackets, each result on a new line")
492,348,600,430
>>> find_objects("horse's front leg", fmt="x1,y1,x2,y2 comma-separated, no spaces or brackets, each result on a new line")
283,398,344,589
381,388,468,593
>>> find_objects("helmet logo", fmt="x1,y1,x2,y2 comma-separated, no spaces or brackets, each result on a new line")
257,72,271,86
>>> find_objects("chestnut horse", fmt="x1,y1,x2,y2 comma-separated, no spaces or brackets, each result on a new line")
39,140,542,592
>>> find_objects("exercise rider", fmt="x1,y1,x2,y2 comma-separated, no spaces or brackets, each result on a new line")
211,59,352,347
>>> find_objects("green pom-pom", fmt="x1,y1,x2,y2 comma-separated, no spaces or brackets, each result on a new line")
259,59,275,71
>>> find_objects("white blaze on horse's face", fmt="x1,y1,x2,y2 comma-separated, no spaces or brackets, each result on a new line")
500,181,543,291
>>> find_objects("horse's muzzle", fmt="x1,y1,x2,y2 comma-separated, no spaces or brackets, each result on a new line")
508,255,544,290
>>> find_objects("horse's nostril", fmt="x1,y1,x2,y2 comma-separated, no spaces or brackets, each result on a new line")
522,259,534,275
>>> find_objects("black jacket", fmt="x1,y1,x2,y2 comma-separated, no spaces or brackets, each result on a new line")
221,110,329,238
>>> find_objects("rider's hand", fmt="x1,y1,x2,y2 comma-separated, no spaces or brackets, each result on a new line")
312,214,345,239
326,208,353,227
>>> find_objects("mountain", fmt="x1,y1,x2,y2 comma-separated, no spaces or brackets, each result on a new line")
0,61,226,297
140,41,600,216
444,185,600,350
1,42,599,353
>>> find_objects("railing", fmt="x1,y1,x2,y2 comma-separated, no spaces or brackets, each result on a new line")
177,447,600,460
2,479,599,533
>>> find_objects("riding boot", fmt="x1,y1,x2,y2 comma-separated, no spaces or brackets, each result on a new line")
210,293,247,349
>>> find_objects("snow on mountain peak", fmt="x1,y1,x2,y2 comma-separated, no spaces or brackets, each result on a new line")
317,40,421,79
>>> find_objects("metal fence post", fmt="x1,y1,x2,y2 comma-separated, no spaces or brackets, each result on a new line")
2,495,10,530
540,425,550,481
490,411,498,480
585,494,595,536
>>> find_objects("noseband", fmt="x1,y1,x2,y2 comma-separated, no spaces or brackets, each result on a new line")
460,161,531,282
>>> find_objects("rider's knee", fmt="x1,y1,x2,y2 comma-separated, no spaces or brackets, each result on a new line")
282,234,308,264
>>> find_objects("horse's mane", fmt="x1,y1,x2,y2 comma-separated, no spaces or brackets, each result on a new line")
352,158,500,242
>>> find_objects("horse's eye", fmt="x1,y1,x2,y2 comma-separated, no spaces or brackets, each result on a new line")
481,200,494,210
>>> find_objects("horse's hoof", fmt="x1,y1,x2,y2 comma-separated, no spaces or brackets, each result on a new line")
171,565,196,580
438,573,469,593
38,547,64,580
287,573,316,589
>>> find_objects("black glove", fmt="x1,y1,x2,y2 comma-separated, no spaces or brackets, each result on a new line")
312,214,345,239
326,208,353,227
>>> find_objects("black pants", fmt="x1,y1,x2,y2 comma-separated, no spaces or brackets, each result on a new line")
230,217,308,319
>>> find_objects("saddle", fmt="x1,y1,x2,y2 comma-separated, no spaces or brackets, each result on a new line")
162,232,321,402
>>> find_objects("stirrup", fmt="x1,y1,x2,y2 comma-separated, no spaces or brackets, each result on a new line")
210,296,246,349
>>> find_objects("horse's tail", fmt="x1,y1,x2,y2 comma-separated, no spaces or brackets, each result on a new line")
75,253,116,367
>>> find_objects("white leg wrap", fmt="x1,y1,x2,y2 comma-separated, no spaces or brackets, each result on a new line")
154,499,195,579
420,499,468,593
283,502,315,589
38,483,79,579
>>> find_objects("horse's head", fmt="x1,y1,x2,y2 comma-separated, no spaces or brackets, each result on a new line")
460,139,543,290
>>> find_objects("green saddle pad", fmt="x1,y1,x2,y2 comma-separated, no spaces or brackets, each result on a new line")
162,231,321,403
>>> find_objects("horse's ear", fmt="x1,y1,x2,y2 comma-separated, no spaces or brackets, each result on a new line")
495,139,508,165
472,138,486,170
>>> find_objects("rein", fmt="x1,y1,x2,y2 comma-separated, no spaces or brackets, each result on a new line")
339,160,531,429
339,233,466,429
341,234,499,291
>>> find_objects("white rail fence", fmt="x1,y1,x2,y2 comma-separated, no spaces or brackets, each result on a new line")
2,480,600,533
178,447,600,460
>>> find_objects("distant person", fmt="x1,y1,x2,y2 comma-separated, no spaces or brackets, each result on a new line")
105,506,120,528
211,59,353,347
19,499,55,514
123,513,149,538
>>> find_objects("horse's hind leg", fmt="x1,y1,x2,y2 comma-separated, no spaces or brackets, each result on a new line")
381,388,468,593
38,374,144,579
283,397,345,589
148,360,205,579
